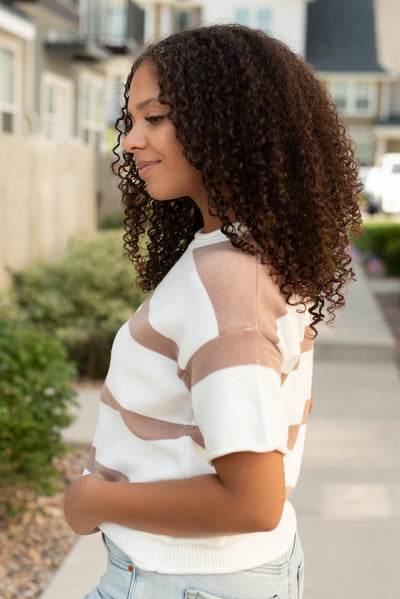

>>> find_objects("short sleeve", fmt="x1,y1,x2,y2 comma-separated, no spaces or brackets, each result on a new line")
186,327,288,463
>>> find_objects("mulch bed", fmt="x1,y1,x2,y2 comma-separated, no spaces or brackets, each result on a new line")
0,446,89,599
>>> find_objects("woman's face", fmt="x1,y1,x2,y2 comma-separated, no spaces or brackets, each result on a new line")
123,62,205,202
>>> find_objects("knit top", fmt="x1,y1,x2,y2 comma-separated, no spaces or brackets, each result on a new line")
85,226,314,574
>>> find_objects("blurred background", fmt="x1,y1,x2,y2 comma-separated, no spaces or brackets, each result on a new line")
0,1,399,598
0,0,400,290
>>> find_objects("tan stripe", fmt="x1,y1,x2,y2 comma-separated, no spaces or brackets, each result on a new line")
101,384,205,447
287,394,313,449
128,297,178,362
302,396,312,424
193,242,287,338
287,424,300,450
179,328,281,390
301,325,314,353
193,241,257,333
280,325,313,383
86,446,129,483
257,264,289,340
281,372,289,386
285,486,294,500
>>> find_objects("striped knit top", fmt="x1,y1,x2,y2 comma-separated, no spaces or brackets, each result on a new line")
85,226,314,574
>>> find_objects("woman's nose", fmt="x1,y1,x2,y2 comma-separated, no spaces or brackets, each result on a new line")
122,128,147,153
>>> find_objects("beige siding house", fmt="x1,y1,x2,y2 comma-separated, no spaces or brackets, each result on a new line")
202,0,312,56
306,0,400,166
0,3,35,137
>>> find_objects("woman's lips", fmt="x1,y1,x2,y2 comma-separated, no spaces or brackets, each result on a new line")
137,161,160,178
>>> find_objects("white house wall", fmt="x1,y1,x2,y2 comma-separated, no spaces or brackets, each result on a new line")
202,0,309,55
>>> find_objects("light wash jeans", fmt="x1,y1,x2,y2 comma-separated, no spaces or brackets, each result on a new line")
83,532,304,599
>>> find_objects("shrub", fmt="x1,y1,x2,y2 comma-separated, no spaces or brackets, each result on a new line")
13,230,147,379
0,318,77,494
356,221,400,255
99,210,125,230
355,220,400,275
383,237,400,276
0,290,27,322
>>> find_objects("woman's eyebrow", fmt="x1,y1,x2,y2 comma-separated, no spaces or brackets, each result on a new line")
128,97,163,116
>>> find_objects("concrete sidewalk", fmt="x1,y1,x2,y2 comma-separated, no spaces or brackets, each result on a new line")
39,264,400,599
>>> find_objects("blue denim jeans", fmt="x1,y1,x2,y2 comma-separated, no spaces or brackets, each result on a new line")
83,532,304,599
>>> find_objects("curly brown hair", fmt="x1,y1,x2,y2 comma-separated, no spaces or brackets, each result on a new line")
112,24,363,333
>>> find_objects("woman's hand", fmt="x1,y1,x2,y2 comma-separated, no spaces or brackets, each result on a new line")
64,473,106,535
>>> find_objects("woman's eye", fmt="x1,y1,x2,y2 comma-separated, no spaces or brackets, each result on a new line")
146,115,165,124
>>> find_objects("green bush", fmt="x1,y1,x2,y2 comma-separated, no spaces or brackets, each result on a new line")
355,220,400,275
13,230,147,378
356,221,400,254
99,210,125,229
0,290,27,322
383,237,400,276
0,319,77,494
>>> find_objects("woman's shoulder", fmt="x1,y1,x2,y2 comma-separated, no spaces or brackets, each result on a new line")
190,239,287,329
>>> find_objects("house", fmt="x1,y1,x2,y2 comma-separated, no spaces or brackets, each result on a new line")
134,0,202,42
0,2,36,137
2,0,145,151
202,0,313,56
373,0,400,161
306,0,400,165
8,0,108,149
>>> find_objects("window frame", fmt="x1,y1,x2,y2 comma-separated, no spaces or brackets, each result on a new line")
233,4,274,34
349,125,374,166
328,79,377,116
0,41,19,134
41,71,74,141
79,71,106,151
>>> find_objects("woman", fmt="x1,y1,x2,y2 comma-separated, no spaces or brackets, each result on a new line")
65,24,363,599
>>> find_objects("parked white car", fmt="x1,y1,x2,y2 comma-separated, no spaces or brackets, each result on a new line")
363,153,400,214
380,153,400,213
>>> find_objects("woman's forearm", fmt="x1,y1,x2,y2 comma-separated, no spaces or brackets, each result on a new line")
96,474,274,537
64,451,285,537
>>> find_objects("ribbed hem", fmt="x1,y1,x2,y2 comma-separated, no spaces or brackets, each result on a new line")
100,502,296,574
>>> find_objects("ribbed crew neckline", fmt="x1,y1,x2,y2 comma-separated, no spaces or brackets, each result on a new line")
194,222,241,241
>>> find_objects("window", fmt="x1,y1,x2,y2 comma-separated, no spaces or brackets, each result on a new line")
350,127,374,166
80,74,105,151
0,47,16,133
257,8,272,33
176,11,189,30
44,85,55,137
355,82,371,110
234,5,274,34
330,81,348,110
107,2,126,45
234,8,250,25
329,80,376,116
107,74,124,126
41,72,73,141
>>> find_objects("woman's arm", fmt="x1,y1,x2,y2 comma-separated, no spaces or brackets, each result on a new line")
64,450,285,537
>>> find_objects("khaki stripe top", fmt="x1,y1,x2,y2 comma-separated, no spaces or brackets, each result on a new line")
85,226,314,574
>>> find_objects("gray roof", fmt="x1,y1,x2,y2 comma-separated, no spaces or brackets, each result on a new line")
306,0,385,72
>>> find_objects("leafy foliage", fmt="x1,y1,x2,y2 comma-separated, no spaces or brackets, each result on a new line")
0,319,77,494
13,231,147,378
99,210,126,229
356,221,400,275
